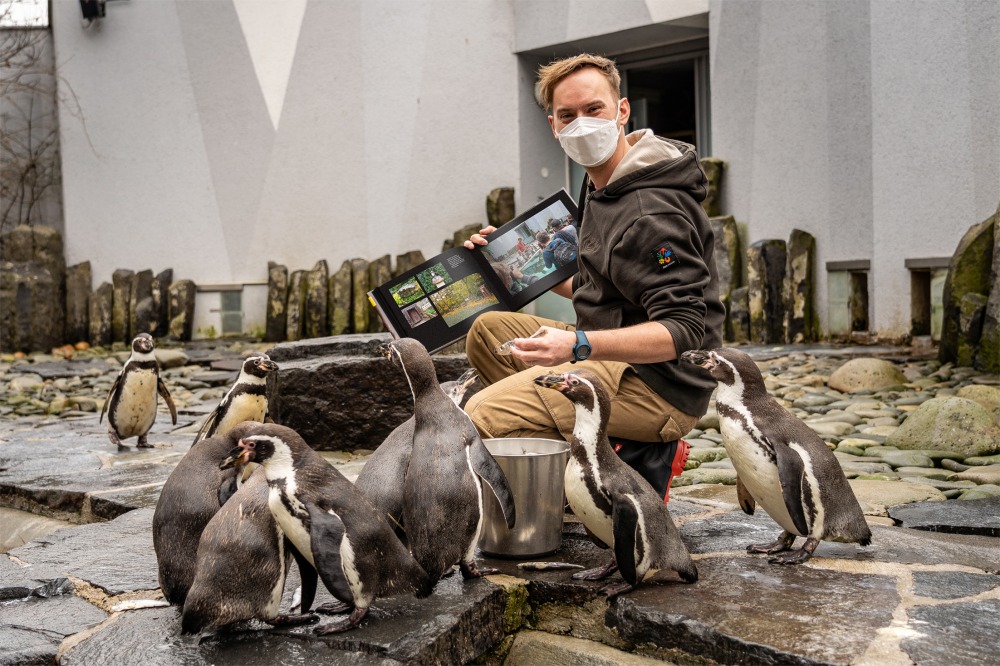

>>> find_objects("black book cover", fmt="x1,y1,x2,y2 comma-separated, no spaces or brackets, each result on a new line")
368,189,579,354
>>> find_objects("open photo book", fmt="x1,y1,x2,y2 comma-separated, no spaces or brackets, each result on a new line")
368,189,580,354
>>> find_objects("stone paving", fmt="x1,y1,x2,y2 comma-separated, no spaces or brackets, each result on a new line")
1,341,999,665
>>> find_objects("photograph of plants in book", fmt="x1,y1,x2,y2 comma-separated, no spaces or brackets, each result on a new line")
429,274,499,327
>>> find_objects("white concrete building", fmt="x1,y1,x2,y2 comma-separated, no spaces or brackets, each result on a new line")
21,0,1000,340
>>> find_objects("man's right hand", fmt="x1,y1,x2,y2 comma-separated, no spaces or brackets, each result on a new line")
463,226,497,250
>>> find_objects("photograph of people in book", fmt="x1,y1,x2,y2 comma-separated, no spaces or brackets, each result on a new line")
416,263,453,294
400,297,438,328
428,274,499,327
389,277,426,307
480,198,577,296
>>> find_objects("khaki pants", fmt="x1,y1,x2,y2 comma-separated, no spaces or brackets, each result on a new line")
463,311,698,443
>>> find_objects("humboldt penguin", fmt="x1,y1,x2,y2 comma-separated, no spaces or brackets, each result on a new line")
220,423,432,634
153,422,258,605
535,369,697,595
181,467,317,634
385,339,515,586
192,354,278,446
354,367,478,541
100,332,177,449
681,348,872,564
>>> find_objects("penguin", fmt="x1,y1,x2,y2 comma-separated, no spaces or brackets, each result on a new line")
192,354,278,446
152,422,265,605
100,332,177,449
384,339,516,586
680,348,872,564
534,369,697,595
219,423,432,634
181,467,317,634
354,367,478,541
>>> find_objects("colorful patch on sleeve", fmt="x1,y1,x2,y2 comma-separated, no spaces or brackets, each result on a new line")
651,243,677,271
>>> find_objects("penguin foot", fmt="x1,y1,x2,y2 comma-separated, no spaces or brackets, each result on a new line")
269,613,319,627
315,601,352,615
460,561,499,579
137,435,154,448
747,531,796,555
314,607,368,635
768,537,819,565
109,432,127,449
572,558,618,581
600,582,634,598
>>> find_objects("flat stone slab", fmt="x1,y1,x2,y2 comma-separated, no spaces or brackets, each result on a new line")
901,600,1000,666
888,496,1000,537
0,593,107,666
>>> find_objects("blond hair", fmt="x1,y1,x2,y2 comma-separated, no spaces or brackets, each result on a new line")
535,54,621,112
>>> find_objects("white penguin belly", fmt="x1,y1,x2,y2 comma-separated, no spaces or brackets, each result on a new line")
720,417,804,536
565,460,613,547
215,394,267,435
268,489,314,567
114,371,159,437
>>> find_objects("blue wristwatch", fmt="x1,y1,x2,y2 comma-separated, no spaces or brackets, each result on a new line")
571,330,592,363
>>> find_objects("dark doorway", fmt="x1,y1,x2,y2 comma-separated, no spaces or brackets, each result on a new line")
625,60,697,145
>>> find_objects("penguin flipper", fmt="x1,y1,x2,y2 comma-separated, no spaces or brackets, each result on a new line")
771,442,811,536
192,407,220,446
307,507,355,606
612,497,641,586
100,374,122,424
470,440,516,529
158,378,178,425
217,469,239,506
287,538,318,612
736,475,756,515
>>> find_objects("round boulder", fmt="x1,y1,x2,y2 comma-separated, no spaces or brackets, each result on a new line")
827,358,907,393
885,396,1000,458
956,385,1000,424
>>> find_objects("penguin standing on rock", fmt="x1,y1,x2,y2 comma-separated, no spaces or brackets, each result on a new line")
535,369,697,595
220,423,432,634
192,354,278,446
354,367,478,541
384,339,515,586
153,424,255,605
681,348,872,564
181,467,318,634
100,333,177,449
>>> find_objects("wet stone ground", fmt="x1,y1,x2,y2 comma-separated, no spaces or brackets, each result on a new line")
1,341,998,665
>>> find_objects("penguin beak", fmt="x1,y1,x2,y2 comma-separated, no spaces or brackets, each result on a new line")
456,368,478,390
219,444,254,470
680,350,715,369
259,359,278,372
534,374,567,391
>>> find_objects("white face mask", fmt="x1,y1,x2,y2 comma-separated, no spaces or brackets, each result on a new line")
555,102,623,167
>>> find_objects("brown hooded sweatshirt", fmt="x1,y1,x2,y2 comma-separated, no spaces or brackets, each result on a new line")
572,130,724,417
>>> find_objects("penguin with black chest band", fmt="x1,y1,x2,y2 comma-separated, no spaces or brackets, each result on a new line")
220,423,433,634
354,367,478,541
681,348,872,564
153,422,267,605
192,354,278,446
100,333,177,449
385,339,515,586
181,467,318,634
534,369,697,595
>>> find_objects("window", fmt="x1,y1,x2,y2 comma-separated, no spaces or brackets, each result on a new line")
1,0,49,28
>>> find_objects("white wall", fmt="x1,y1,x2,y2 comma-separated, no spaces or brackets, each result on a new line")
711,0,1000,338
51,0,519,288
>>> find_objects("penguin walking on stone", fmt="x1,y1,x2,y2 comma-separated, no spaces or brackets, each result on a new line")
535,369,697,595
681,348,872,564
192,354,278,446
355,367,478,541
153,423,261,605
181,467,318,634
100,332,177,449
384,339,515,587
220,423,433,634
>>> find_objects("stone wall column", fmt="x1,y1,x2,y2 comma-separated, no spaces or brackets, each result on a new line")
111,269,134,343
88,282,113,347
329,260,352,335
265,262,288,343
168,280,196,341
747,239,787,344
303,260,329,339
785,229,817,343
65,261,92,343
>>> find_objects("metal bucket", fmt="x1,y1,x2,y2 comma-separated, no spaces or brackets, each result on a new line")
479,437,570,558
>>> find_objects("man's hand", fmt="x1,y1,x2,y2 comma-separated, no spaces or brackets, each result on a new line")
509,326,576,367
463,226,497,250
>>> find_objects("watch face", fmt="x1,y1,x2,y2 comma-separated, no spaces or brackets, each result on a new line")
576,344,592,360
